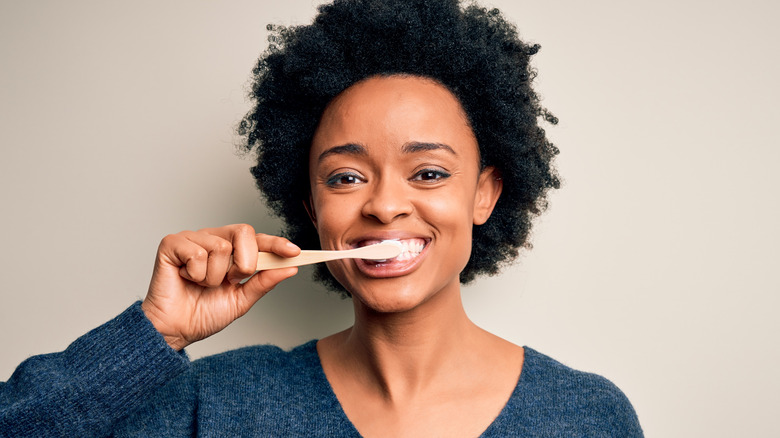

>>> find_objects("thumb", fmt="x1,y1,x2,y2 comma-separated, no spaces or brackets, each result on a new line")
233,267,298,312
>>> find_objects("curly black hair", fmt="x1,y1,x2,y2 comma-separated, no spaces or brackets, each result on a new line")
238,0,560,295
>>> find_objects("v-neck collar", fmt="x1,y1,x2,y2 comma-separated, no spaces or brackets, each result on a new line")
295,340,530,437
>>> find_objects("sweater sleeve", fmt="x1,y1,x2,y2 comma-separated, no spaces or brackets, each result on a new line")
0,301,191,438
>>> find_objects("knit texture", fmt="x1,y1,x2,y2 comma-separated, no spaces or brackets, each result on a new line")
0,302,189,437
0,303,643,437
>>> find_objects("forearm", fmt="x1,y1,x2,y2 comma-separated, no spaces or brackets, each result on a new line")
0,302,190,437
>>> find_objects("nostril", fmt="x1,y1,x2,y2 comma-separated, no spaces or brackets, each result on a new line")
360,181,414,223
361,204,413,223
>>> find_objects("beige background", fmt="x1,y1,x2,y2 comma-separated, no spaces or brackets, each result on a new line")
1,0,778,436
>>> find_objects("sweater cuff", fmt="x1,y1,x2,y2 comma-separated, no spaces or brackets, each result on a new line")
63,301,190,415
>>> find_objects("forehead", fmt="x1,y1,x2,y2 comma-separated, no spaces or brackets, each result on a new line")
311,75,478,158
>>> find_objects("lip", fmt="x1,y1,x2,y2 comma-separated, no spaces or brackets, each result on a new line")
346,233,431,278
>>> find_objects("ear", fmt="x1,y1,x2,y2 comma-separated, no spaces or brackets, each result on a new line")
473,166,503,225
303,195,318,229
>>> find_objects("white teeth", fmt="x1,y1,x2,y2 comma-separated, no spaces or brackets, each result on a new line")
394,239,425,261
358,238,426,263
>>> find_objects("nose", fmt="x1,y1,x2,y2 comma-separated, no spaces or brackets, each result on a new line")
361,176,413,223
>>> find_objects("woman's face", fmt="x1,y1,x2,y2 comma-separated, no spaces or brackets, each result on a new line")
308,75,501,313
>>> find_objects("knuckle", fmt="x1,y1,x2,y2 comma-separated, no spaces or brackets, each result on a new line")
214,240,232,255
160,234,178,246
235,223,255,237
192,248,208,261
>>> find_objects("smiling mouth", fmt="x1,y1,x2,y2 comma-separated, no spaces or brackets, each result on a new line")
356,238,428,263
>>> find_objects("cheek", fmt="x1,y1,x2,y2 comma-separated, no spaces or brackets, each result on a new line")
428,183,478,235
418,186,477,231
313,194,360,246
424,196,472,218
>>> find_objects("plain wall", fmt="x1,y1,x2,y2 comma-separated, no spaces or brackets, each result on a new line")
1,1,778,436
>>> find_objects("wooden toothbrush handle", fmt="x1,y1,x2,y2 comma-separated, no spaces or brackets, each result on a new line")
255,250,346,270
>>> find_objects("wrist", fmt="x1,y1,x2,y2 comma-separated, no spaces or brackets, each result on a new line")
162,334,189,352
141,299,189,351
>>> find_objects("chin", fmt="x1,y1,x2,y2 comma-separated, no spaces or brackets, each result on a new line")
345,276,452,315
355,289,424,314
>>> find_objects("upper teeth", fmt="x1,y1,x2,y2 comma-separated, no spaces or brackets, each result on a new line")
395,239,425,261
358,238,426,262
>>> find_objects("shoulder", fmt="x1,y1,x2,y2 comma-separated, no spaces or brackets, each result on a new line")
522,347,629,401
191,340,320,383
488,347,643,437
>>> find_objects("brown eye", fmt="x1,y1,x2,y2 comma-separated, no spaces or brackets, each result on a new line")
326,172,364,187
412,169,450,182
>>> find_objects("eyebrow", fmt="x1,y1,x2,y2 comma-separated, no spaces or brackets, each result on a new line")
317,141,457,163
402,141,457,155
317,143,367,162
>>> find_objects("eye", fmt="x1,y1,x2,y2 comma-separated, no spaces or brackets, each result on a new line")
325,172,365,187
411,168,451,182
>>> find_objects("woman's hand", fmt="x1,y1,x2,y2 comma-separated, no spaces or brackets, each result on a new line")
141,224,300,351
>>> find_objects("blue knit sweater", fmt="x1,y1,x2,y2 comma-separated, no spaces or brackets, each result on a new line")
0,303,642,437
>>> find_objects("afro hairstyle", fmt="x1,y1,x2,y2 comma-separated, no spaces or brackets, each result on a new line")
238,0,560,296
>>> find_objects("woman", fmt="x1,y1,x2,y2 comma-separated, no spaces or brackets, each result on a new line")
0,0,642,436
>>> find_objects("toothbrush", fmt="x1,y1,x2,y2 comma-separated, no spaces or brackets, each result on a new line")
251,240,403,271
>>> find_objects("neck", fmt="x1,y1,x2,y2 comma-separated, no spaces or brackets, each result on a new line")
340,282,481,401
